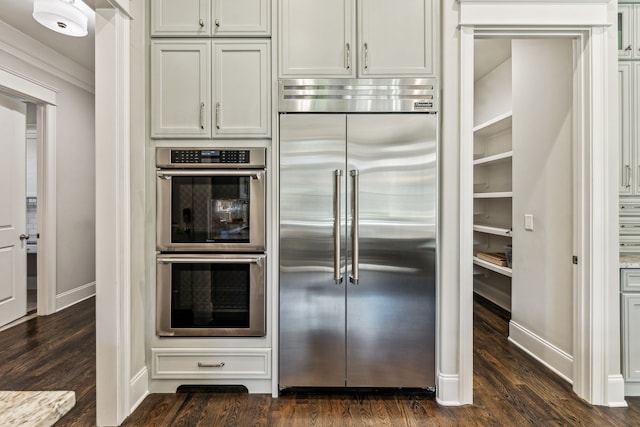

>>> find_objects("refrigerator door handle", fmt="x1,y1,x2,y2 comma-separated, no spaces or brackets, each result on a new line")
334,169,343,284
350,169,359,285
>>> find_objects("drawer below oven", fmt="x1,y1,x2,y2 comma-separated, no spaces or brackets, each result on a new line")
151,348,271,380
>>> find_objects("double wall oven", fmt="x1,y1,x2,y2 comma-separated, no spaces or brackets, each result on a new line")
156,148,267,337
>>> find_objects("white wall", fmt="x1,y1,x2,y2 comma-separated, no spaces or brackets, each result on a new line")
0,19,96,306
474,58,512,127
510,39,574,379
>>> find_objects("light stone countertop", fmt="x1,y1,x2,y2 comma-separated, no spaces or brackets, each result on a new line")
620,253,640,269
0,391,75,426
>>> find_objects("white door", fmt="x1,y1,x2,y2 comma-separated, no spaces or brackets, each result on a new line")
0,92,27,327
278,0,355,77
357,0,435,77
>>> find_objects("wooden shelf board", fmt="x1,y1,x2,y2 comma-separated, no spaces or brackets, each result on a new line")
473,112,513,137
473,191,513,199
473,256,513,277
473,224,512,236
473,150,513,166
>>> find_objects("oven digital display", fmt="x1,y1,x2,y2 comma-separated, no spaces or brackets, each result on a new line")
200,150,221,163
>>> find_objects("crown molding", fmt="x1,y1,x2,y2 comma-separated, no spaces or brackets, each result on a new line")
0,19,94,93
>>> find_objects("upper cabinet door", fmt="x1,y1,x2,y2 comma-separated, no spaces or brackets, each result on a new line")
151,41,211,138
619,62,633,195
279,0,356,77
357,0,436,77
213,40,271,138
212,0,270,37
619,5,633,59
151,0,210,37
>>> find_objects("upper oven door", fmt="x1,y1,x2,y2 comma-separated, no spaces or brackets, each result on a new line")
157,169,266,252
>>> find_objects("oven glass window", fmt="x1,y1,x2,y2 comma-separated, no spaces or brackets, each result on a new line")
171,176,250,244
171,262,250,329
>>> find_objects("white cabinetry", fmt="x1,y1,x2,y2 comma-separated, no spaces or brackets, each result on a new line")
621,269,640,394
619,4,640,59
151,40,270,139
620,62,633,194
278,0,437,78
357,0,435,77
152,348,271,380
278,0,355,77
151,40,211,138
213,41,270,137
152,0,270,37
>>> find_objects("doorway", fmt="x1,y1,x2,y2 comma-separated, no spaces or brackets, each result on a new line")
471,37,575,381
0,67,58,328
26,102,38,314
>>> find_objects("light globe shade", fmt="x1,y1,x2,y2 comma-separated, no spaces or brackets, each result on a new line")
32,0,88,37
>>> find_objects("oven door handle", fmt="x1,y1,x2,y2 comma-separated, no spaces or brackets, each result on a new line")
157,257,264,266
157,170,264,179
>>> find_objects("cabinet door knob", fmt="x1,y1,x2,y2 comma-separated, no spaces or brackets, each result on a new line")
626,45,633,52
199,19,204,28
215,19,220,28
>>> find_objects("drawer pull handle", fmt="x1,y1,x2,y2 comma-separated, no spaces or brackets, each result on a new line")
198,362,225,368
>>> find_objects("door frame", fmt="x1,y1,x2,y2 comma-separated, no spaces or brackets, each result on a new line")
0,66,57,317
459,26,625,406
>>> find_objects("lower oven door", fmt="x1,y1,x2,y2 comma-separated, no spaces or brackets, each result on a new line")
156,254,266,337
156,169,266,252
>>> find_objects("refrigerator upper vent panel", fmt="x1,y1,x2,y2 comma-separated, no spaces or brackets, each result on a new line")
278,78,439,113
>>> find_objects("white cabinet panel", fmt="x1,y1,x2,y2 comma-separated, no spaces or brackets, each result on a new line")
623,294,640,382
278,0,437,78
151,41,211,138
152,348,271,379
213,0,270,36
151,0,210,37
620,63,633,194
622,269,640,292
213,40,270,137
151,40,270,139
152,0,270,37
357,0,435,77
279,0,355,77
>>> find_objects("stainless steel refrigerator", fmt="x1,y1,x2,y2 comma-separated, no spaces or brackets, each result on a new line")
278,79,438,389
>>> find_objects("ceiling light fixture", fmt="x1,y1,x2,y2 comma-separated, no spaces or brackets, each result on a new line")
32,0,88,37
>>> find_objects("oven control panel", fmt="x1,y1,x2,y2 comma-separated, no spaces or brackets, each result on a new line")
157,147,266,169
171,150,250,164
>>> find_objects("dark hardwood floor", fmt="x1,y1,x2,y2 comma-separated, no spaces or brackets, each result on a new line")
0,297,95,426
1,295,639,426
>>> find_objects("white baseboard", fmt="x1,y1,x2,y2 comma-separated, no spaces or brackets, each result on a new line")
508,320,573,383
436,373,463,406
130,367,149,414
606,374,628,406
55,281,96,312
473,283,511,312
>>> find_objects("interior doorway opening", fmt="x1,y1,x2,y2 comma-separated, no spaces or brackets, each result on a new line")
471,36,576,383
